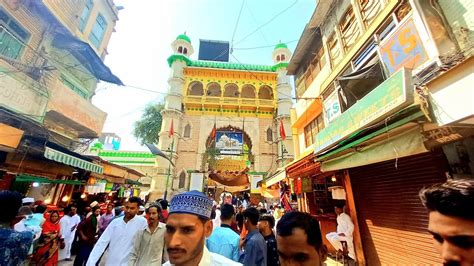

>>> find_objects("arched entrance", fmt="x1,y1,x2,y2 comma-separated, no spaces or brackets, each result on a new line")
203,125,253,187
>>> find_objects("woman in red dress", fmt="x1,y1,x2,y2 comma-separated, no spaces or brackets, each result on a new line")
33,210,63,265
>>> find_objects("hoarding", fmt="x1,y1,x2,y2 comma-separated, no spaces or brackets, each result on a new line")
215,131,243,155
323,89,342,125
380,18,428,74
314,68,413,154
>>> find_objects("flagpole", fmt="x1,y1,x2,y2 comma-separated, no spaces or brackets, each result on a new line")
164,136,174,200
164,120,175,201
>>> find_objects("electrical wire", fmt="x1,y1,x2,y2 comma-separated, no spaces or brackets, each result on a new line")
231,0,246,50
234,0,298,46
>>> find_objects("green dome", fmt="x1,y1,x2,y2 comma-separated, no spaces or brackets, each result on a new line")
274,43,288,50
176,34,191,43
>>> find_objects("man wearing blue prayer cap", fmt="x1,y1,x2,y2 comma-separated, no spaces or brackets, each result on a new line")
163,191,241,266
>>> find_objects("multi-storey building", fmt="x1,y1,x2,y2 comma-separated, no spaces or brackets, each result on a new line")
287,0,473,264
150,35,294,201
0,0,123,204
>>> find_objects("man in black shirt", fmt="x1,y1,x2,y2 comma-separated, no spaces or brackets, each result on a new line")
258,215,280,265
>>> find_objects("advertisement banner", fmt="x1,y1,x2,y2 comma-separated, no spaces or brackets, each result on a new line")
323,89,341,125
189,173,204,192
216,131,243,155
314,68,413,154
380,18,428,75
250,174,263,193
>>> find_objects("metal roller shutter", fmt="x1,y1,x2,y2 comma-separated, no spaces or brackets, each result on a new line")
349,151,448,265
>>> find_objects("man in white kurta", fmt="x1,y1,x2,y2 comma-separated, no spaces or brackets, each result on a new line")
86,197,147,266
326,205,356,260
59,205,81,261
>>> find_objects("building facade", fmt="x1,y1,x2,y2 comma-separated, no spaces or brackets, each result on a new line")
287,0,473,264
0,0,122,205
149,35,294,201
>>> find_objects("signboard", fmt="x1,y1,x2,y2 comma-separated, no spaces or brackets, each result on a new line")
0,72,48,123
323,89,341,125
380,18,428,75
314,68,413,154
250,174,263,193
189,173,204,191
216,131,243,155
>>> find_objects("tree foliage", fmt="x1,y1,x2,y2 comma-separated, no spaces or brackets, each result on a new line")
133,103,164,145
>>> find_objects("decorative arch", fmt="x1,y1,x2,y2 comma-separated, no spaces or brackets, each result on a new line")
178,46,183,53
183,123,191,138
241,84,256,98
223,83,239,97
266,127,273,142
178,171,186,189
206,82,222,97
183,47,188,55
258,85,273,99
188,81,204,96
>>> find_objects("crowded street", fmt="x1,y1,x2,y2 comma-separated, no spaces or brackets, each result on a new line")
1,0,473,265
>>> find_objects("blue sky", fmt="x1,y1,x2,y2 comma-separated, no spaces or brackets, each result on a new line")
92,0,316,151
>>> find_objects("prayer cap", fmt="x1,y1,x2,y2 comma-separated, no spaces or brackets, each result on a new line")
22,197,34,204
169,190,213,219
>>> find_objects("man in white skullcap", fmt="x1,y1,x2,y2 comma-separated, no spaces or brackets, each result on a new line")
164,190,241,266
22,197,35,210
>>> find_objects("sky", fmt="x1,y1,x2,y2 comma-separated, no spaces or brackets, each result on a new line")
92,0,316,151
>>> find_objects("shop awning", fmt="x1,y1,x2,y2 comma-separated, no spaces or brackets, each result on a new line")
15,174,84,185
263,168,287,187
320,115,428,172
44,147,103,174
125,179,142,186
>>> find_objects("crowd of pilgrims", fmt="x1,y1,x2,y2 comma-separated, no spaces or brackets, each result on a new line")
0,190,326,266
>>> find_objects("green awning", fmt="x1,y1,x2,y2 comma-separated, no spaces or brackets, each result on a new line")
321,126,429,172
44,147,103,174
263,168,286,187
15,174,84,185
125,179,142,186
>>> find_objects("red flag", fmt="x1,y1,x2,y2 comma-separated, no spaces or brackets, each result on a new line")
210,122,216,140
279,120,286,140
168,120,174,138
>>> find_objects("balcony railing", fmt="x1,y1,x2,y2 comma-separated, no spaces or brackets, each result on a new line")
184,95,275,108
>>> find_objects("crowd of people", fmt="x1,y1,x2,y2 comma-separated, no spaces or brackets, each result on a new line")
0,178,472,265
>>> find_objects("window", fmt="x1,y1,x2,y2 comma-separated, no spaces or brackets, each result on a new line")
89,14,107,48
359,0,383,27
183,124,191,138
304,115,325,147
60,75,89,99
327,34,342,68
0,8,29,59
339,7,360,51
266,128,273,142
178,172,186,189
79,0,93,32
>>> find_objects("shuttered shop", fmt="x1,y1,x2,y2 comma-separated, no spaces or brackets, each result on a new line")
349,151,447,265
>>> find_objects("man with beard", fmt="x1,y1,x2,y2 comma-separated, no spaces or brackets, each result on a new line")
130,203,167,265
163,190,241,266
86,197,147,266
419,179,474,266
59,204,81,261
74,205,101,266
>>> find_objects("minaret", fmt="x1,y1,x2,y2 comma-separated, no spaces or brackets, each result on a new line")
152,33,194,200
272,43,294,167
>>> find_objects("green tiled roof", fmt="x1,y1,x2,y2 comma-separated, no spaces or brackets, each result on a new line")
167,55,288,72
274,43,288,50
167,54,192,67
190,60,274,72
176,34,191,43
98,151,155,159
